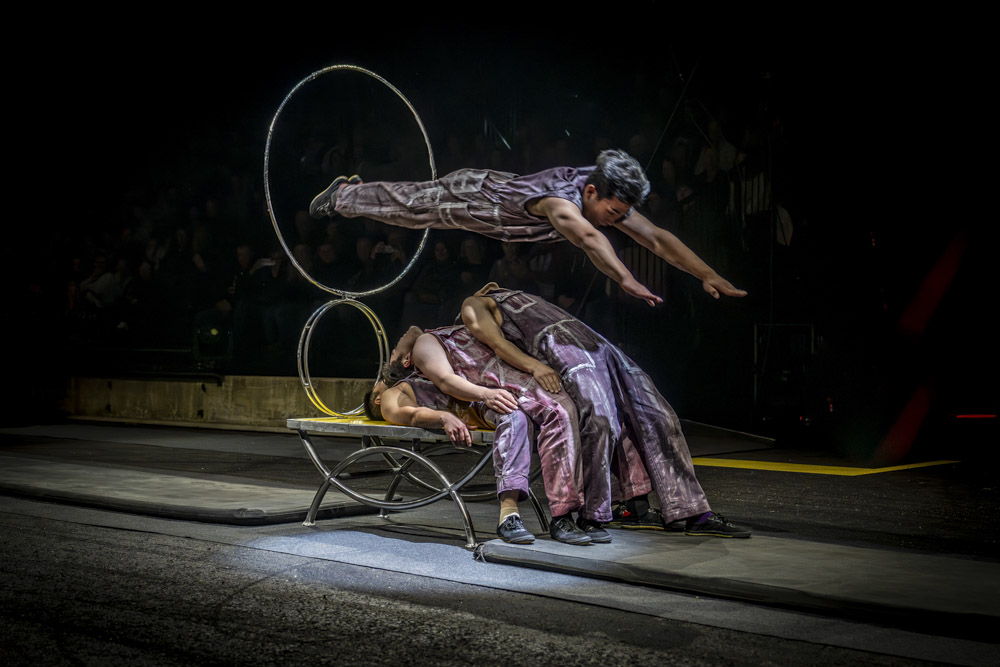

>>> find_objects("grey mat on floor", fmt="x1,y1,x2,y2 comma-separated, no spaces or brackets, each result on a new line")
479,530,1000,633
0,456,372,525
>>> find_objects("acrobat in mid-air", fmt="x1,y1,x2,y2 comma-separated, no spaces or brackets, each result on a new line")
310,149,747,306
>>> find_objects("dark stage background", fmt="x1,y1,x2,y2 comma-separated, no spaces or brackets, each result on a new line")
11,16,993,460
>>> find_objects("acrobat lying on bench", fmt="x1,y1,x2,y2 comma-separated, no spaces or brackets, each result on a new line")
365,323,599,546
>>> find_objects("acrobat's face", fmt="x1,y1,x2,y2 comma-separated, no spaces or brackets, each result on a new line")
581,184,631,227
389,326,423,366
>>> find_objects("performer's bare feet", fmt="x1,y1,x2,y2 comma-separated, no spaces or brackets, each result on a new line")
309,174,362,219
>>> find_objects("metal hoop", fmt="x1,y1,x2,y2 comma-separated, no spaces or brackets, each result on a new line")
297,298,390,417
263,64,436,298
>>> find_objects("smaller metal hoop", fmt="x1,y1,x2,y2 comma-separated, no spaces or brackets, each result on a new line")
297,298,390,417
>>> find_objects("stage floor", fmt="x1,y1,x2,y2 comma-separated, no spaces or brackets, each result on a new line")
1,419,997,656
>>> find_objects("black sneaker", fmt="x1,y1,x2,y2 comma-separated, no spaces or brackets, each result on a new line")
685,512,752,538
496,514,534,544
309,175,352,219
576,517,612,543
549,516,591,545
662,519,687,532
607,504,672,531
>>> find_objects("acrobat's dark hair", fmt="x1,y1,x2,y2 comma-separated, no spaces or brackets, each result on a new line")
363,390,382,421
364,360,417,421
585,149,651,208
381,359,415,385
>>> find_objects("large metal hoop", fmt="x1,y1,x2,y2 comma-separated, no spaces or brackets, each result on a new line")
263,64,436,298
297,298,390,417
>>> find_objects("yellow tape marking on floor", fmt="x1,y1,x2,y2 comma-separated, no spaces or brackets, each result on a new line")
690,458,960,476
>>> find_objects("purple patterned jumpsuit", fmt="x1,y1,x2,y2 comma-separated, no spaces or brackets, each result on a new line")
334,167,594,243
410,325,585,517
398,373,537,504
483,288,711,524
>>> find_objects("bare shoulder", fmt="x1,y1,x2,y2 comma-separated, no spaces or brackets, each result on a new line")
412,332,443,356
462,293,503,332
528,196,575,217
381,383,415,420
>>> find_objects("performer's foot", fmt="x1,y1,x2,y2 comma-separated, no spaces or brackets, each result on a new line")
496,514,534,544
607,504,683,531
309,174,361,219
684,512,752,538
549,516,591,545
576,517,612,543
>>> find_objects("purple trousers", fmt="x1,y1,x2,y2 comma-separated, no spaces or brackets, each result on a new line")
487,289,711,523
425,325,584,517
334,169,567,244
401,373,537,502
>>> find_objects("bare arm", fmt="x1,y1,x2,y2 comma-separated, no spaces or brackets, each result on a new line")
616,211,747,299
379,385,472,446
461,296,562,393
412,334,519,414
534,197,662,306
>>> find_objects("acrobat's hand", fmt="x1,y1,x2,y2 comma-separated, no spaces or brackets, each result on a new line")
483,388,519,415
440,412,472,446
533,364,562,394
702,275,748,300
621,277,663,307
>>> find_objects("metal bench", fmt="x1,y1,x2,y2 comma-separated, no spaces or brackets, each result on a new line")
289,415,549,549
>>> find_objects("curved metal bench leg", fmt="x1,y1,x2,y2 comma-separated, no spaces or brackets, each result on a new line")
381,438,419,506
304,478,332,527
527,489,550,533
299,430,333,526
375,448,480,549
451,490,478,549
318,445,486,549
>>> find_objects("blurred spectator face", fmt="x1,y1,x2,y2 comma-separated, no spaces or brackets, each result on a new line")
461,238,484,264
433,241,450,263
317,243,336,265
662,158,677,189
236,244,254,269
387,230,408,251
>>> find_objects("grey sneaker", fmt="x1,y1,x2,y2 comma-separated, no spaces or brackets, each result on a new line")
496,514,535,544
576,516,612,543
309,175,359,219
549,516,591,545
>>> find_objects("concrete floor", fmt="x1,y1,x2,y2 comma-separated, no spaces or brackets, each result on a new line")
1,420,997,665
